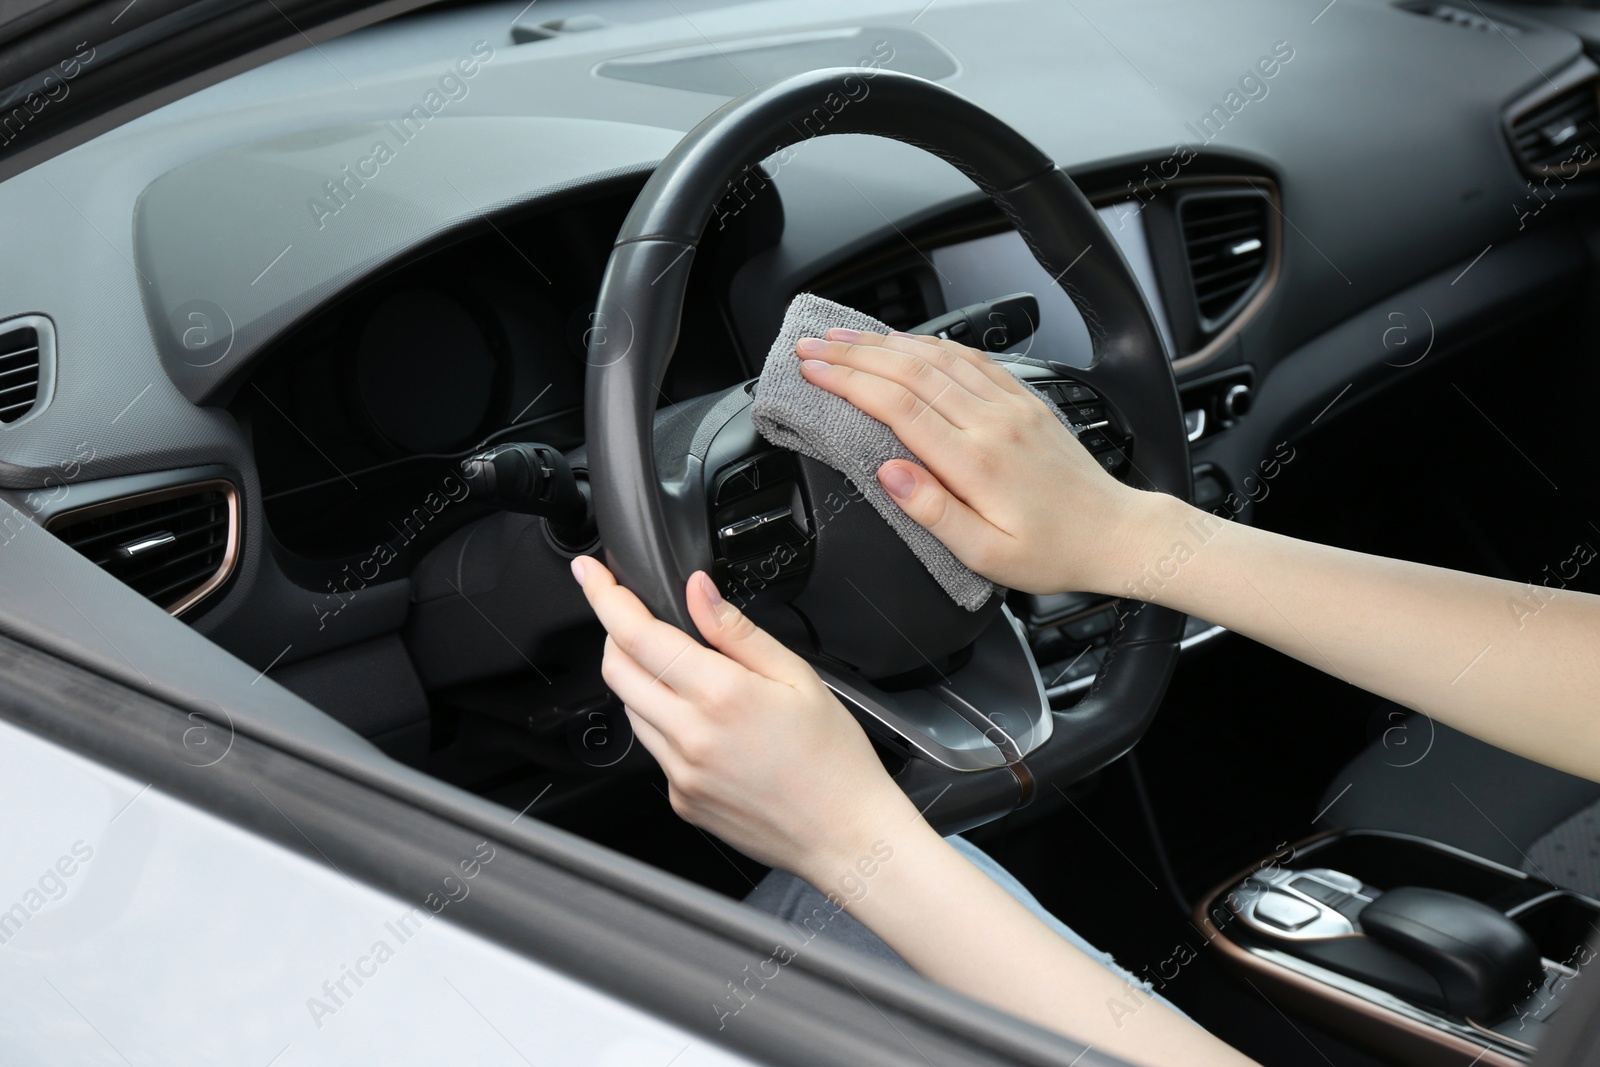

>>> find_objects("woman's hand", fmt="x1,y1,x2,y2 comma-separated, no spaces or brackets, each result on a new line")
571,556,918,883
795,328,1170,597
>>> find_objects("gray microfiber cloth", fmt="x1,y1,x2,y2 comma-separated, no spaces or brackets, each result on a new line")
751,293,1078,612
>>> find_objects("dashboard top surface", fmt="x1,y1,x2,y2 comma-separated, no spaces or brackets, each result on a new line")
0,0,1587,491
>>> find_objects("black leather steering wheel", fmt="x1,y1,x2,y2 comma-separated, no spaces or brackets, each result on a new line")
586,68,1191,834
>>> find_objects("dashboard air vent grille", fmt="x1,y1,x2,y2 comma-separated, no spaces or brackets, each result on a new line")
0,322,42,424
47,481,238,616
1402,3,1519,35
825,270,931,333
1509,83,1600,173
1178,193,1271,329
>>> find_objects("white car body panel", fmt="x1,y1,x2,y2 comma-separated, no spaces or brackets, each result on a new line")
0,717,758,1067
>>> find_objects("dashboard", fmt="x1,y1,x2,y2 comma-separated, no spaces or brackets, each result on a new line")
3,0,1600,768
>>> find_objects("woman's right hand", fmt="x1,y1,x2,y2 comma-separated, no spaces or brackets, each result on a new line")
795,328,1174,597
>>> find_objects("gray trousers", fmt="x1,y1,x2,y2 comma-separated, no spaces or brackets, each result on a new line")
743,834,1190,1019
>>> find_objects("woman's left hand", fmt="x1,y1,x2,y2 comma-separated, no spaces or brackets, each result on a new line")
571,556,916,884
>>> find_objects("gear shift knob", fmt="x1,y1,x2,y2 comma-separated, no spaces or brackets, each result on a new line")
1360,886,1544,1019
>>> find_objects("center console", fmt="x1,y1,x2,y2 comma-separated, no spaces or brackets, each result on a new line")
1199,830,1599,1065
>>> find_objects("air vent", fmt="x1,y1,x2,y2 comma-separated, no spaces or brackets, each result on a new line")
1401,3,1520,36
823,269,933,332
1508,81,1600,174
0,318,46,425
46,480,239,617
1178,193,1272,331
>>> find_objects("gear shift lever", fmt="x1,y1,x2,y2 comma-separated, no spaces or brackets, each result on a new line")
1359,886,1544,1019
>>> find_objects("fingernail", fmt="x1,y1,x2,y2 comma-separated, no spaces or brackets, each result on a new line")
879,464,916,500
570,557,586,584
888,330,915,338
800,358,831,375
796,337,827,353
697,572,736,623
825,328,862,342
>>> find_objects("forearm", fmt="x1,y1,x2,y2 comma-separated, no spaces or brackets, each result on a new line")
806,821,1255,1067
1105,493,1600,779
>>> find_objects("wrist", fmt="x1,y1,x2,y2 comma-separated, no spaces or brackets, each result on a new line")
795,789,937,903
1078,488,1199,600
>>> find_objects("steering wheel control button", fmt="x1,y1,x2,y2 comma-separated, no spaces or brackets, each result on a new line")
713,451,796,507
717,505,799,557
1255,891,1321,932
1052,382,1098,405
1076,428,1112,452
1221,382,1254,421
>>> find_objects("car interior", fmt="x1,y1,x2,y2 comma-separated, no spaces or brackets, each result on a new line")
4,0,1600,1063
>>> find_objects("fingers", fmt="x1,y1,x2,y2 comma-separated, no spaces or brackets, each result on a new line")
621,704,676,768
888,330,1030,397
685,571,813,688
876,460,1007,572
599,634,689,727
573,557,713,697
575,556,813,696
814,328,1006,408
801,332,986,421
797,348,961,458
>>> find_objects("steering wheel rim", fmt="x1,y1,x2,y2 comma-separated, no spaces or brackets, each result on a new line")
586,68,1192,831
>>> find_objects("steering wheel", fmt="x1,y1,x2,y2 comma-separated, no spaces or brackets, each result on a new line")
585,68,1191,835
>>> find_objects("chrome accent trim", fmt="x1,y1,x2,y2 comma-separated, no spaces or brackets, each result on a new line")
1230,866,1366,941
1161,177,1282,375
810,606,1052,772
115,531,177,558
1246,945,1531,1062
1045,622,1227,699
44,478,241,618
717,504,792,540
0,313,57,430
1221,382,1252,420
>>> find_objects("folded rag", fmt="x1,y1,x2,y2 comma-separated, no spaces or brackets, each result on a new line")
750,293,1077,612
